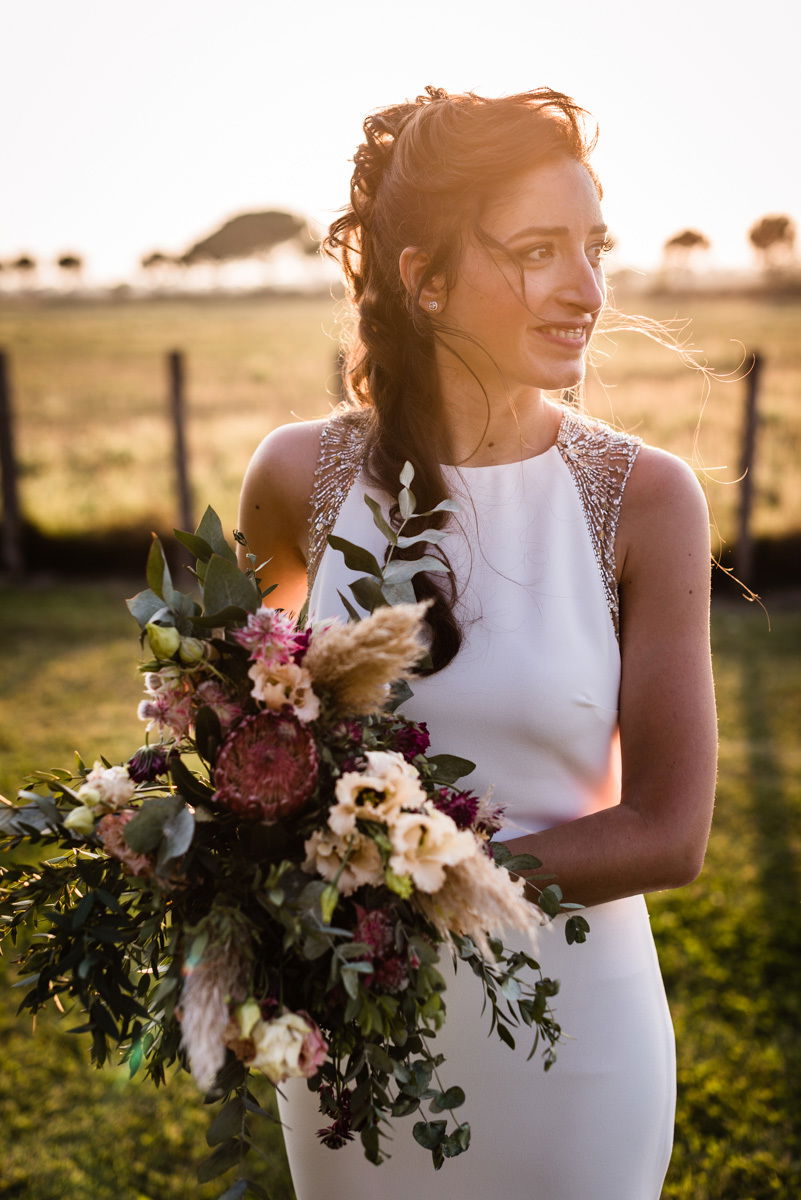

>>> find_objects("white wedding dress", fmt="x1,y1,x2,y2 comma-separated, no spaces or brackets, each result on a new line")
278,405,676,1199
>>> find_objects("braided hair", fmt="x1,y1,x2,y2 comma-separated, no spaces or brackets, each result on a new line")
324,85,597,671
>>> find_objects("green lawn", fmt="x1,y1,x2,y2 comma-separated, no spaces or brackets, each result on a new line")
0,583,799,1198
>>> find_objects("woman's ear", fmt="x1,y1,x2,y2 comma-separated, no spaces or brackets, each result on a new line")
399,246,446,313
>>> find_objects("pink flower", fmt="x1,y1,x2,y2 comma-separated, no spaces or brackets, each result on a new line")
354,904,395,958
97,810,154,878
138,667,194,740
194,679,244,733
213,710,318,823
233,608,301,663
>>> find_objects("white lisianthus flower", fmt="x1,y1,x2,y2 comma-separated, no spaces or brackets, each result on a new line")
247,660,320,723
249,1011,328,1084
328,750,427,836
78,762,136,813
63,804,97,836
303,829,383,895
389,808,477,894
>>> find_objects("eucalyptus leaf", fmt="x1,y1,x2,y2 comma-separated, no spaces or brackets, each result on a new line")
158,804,195,864
349,575,386,614
124,796,183,854
197,1139,245,1183
327,535,382,578
399,461,415,488
382,556,449,585
174,529,215,563
207,1097,246,1146
215,1181,248,1200
203,554,260,616
398,486,416,519
380,580,418,607
426,754,476,784
429,1085,465,1112
412,1119,446,1150
363,494,397,545
336,589,362,622
126,587,166,630
395,528,448,548
195,506,238,563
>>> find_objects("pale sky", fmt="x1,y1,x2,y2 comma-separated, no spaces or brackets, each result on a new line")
2,0,798,283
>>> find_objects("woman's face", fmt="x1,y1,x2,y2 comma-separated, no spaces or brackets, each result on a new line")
439,156,607,395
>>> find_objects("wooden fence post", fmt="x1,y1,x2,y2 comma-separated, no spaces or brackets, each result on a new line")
0,349,23,577
735,351,763,585
167,349,193,533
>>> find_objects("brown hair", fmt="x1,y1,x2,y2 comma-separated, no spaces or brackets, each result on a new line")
323,85,598,670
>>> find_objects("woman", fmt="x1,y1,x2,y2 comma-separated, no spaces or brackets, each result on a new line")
237,86,717,1199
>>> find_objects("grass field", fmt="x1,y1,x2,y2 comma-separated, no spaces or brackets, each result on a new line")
1,582,799,1198
1,290,800,556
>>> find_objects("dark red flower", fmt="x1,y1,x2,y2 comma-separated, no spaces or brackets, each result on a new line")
390,719,430,761
127,744,170,783
213,710,318,823
433,787,479,830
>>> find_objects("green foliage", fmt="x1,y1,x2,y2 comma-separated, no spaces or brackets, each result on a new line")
1,589,799,1197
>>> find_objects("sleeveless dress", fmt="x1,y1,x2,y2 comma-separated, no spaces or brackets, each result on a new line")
278,404,676,1200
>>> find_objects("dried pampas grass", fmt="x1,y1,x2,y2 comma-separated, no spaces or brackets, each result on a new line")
179,909,252,1091
416,849,544,961
305,602,429,715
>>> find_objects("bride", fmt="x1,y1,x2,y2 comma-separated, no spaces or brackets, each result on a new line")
237,85,717,1200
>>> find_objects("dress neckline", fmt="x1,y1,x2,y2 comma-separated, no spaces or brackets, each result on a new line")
441,406,570,472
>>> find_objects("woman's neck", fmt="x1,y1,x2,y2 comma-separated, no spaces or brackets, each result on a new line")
437,384,563,468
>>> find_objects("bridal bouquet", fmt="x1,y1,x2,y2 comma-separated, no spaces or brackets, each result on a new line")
0,466,587,1196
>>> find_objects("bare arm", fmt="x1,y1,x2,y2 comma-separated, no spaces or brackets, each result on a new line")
236,420,325,616
506,447,718,908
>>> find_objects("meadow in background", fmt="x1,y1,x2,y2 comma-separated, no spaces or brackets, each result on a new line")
0,288,799,1198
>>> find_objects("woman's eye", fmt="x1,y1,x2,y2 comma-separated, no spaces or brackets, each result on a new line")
588,237,614,264
524,245,553,263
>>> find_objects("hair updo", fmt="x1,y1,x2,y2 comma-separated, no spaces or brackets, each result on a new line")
324,85,598,671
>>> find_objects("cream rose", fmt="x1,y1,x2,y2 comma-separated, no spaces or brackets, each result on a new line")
77,762,136,813
249,1011,328,1083
328,750,427,836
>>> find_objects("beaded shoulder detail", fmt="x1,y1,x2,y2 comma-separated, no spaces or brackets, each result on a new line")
555,407,641,637
307,408,370,595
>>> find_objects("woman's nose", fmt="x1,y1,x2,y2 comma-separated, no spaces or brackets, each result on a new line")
558,254,606,314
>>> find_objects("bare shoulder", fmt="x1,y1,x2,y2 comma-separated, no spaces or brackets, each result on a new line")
240,418,327,516
617,444,710,591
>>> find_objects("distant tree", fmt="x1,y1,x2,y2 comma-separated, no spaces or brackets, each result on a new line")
748,214,796,270
140,250,175,289
662,229,711,271
56,253,84,287
181,210,306,284
11,255,37,289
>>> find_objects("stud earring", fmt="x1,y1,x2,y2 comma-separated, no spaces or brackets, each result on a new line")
427,300,439,312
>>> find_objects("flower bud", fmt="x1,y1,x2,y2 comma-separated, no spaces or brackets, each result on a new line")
76,785,102,810
146,622,181,660
236,999,263,1040
179,636,206,665
64,805,97,836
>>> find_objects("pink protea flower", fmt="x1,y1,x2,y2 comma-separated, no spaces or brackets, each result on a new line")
97,810,154,878
194,679,244,733
233,608,301,663
213,710,318,823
